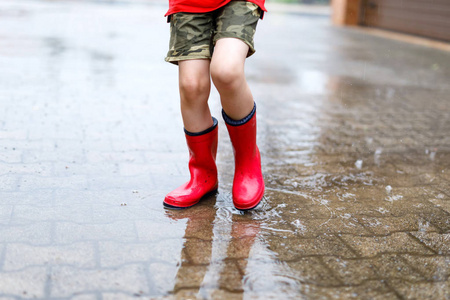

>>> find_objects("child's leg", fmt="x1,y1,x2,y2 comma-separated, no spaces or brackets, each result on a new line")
178,59,214,132
164,11,220,209
208,1,265,210
211,37,264,211
164,59,218,209
210,38,254,120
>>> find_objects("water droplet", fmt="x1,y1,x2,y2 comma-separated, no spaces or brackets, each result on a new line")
341,213,351,219
429,151,436,161
385,185,392,194
385,195,403,203
291,219,306,232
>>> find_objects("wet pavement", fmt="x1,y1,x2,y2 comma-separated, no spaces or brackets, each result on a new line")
0,0,449,299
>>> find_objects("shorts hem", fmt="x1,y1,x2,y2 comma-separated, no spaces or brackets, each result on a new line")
165,56,211,65
214,34,256,57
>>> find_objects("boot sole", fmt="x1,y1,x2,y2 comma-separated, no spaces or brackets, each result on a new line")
163,188,218,210
234,200,261,212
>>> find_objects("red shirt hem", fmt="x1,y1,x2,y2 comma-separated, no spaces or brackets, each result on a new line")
164,0,267,17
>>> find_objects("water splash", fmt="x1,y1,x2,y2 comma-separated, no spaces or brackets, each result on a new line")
385,194,403,203
376,207,389,214
385,185,392,194
291,219,307,233
374,148,383,166
418,219,431,232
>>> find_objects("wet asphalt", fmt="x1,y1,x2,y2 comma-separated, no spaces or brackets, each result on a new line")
0,0,449,299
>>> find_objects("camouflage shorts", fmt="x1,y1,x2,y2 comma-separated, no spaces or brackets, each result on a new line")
165,1,262,65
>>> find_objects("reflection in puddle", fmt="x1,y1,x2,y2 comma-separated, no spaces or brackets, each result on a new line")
164,195,315,298
164,197,263,298
161,63,450,297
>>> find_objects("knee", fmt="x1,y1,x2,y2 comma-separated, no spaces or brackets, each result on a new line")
211,61,243,92
179,76,210,104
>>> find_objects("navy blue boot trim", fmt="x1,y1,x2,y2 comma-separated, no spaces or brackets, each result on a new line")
222,102,256,127
184,117,218,136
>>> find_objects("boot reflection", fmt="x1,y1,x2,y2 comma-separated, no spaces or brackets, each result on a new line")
216,215,261,297
166,201,261,298
165,201,217,298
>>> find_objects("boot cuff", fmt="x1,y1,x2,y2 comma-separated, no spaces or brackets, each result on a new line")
222,102,256,127
184,117,218,136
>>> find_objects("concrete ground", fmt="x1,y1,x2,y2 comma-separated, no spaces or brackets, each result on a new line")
0,0,449,299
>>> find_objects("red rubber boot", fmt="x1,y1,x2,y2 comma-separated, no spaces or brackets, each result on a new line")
223,104,264,210
163,118,219,209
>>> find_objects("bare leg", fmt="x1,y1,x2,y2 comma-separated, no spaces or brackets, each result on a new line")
210,38,254,120
178,59,214,132
164,59,219,209
210,38,264,210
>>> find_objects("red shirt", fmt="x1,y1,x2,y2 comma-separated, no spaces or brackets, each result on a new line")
165,0,266,17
